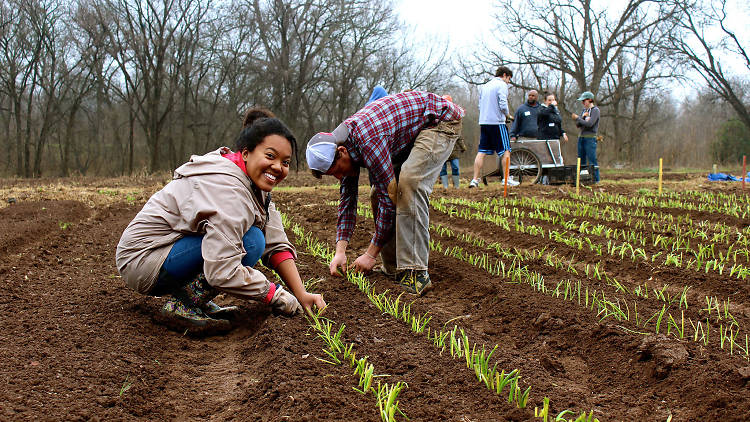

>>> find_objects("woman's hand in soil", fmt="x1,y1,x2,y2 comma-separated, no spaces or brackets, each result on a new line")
298,291,327,315
352,253,376,273
330,252,347,276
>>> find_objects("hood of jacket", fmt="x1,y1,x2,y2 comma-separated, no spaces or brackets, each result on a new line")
174,147,271,207
174,147,250,188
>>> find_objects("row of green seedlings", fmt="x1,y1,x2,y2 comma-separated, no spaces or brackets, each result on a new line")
428,199,748,358
431,197,750,280
498,191,750,248
262,253,407,421
352,201,735,338
340,200,691,311
449,194,750,261
429,221,750,354
325,200,374,220
576,189,750,218
282,213,599,421
527,208,750,273
427,227,750,362
627,186,750,207
436,196,750,277
306,310,407,422
352,201,691,311
529,207,747,262
430,201,750,336
289,218,529,408
430,222,691,310
675,189,750,208
464,191,750,245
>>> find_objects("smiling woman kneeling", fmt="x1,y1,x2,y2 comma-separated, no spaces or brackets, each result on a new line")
116,114,326,334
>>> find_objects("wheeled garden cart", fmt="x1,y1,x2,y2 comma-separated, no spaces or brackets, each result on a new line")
482,138,596,185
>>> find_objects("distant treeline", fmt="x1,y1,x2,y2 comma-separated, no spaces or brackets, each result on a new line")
0,0,748,177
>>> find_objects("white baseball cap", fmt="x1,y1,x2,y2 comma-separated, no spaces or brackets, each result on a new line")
305,123,349,173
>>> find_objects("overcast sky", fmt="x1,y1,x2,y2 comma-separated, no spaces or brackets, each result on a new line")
395,0,749,94
395,0,750,53
395,0,495,53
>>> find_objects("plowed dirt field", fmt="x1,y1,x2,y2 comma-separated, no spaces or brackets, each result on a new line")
1,173,749,421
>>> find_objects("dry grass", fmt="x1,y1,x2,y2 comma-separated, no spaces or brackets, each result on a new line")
0,176,170,209
0,172,338,209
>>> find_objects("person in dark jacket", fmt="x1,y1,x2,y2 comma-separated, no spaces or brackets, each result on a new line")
537,92,569,142
509,90,540,141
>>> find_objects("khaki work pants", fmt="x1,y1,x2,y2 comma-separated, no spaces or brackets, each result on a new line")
370,119,461,272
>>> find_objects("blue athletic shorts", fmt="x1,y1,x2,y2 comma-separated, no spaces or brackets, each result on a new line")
478,124,511,155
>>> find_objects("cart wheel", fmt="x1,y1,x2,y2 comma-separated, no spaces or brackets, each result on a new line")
510,148,542,184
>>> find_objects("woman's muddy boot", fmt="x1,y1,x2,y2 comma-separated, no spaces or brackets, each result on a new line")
158,292,232,335
184,273,239,319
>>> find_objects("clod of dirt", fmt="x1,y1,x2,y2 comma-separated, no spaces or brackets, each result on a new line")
636,334,689,379
534,312,551,326
737,366,750,381
533,312,564,331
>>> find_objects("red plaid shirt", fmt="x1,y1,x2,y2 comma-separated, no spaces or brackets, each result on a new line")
336,91,464,247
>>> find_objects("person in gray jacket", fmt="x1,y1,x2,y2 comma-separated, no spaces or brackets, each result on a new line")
116,116,326,333
572,91,601,182
469,65,516,188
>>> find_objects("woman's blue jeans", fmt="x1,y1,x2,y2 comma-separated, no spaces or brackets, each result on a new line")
440,158,460,176
151,226,265,296
577,137,600,182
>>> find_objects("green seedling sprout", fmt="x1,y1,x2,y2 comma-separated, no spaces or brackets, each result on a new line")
119,375,133,397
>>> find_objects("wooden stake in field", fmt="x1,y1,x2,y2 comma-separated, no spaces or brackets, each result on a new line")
658,158,663,194
504,154,510,198
743,155,747,191
576,157,581,195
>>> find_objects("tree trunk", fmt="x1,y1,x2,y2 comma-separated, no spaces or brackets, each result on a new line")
24,82,35,178
13,98,23,177
128,107,135,175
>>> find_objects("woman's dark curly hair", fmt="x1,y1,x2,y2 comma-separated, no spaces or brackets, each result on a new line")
242,107,275,128
235,117,298,168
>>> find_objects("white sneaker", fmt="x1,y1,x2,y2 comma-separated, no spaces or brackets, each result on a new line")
469,179,480,188
501,177,520,186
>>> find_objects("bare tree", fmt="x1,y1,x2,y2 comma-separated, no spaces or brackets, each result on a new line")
89,0,209,172
0,0,48,176
0,0,490,176
324,0,398,125
666,0,750,131
603,21,677,162
459,0,681,164
247,0,343,136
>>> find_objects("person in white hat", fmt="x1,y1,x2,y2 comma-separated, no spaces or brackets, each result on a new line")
306,91,464,296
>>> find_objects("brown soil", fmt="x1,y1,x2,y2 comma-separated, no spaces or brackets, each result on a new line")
1,173,749,421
